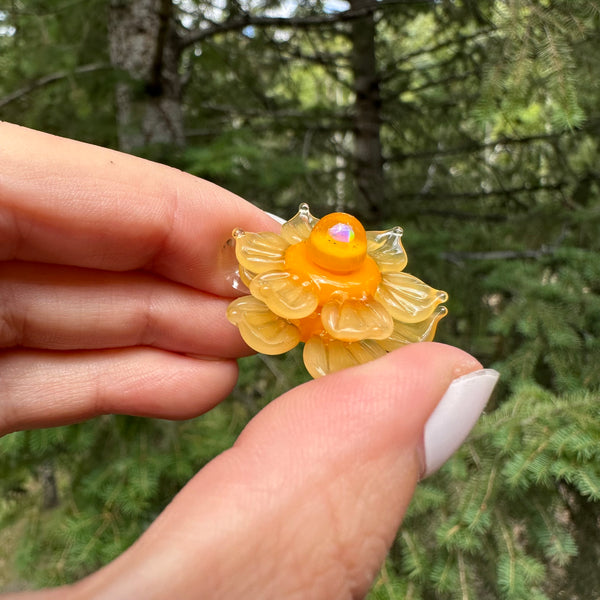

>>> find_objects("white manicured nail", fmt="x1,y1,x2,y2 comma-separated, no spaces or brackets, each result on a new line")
421,368,500,478
265,211,286,225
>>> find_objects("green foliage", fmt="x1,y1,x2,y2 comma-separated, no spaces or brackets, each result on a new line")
475,0,599,129
184,129,309,206
0,412,230,584
369,384,599,600
2,0,600,597
0,354,304,587
0,0,117,145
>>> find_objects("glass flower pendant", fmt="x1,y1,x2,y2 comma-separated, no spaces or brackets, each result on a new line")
227,203,448,378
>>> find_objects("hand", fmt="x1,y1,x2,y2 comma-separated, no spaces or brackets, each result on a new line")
0,123,493,599
0,122,280,433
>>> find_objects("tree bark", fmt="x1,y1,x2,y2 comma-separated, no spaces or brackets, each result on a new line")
348,0,386,222
108,0,184,152
38,462,59,510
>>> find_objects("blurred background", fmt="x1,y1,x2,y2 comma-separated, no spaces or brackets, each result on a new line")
1,0,599,597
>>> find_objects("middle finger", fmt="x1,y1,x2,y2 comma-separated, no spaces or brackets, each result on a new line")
0,261,249,357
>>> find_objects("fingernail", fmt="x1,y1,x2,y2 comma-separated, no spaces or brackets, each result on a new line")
421,368,500,478
265,211,286,225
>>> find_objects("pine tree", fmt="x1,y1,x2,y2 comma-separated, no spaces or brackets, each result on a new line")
1,1,600,597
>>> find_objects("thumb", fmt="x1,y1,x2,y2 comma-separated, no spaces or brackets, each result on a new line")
51,343,497,600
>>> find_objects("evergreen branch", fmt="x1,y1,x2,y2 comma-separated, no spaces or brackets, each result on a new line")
440,245,559,263
393,69,478,96
0,63,110,109
441,248,548,262
270,42,351,69
469,466,498,531
180,0,436,47
193,101,353,124
261,29,351,66
396,27,495,64
531,497,575,566
441,228,567,263
508,439,552,488
386,131,577,162
419,208,508,223
264,40,355,92
496,510,518,596
397,181,568,202
3,0,101,17
457,551,471,600
379,28,493,83
574,471,600,499
413,208,507,222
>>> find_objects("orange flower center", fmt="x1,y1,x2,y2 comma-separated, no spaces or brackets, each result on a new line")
290,310,325,342
306,213,367,273
281,213,383,342
284,212,381,313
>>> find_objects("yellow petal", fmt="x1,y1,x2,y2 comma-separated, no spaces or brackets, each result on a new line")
303,336,386,378
376,305,448,351
321,295,393,342
280,202,319,244
227,296,300,355
234,230,289,274
239,265,257,287
366,227,407,273
375,272,448,323
249,271,319,319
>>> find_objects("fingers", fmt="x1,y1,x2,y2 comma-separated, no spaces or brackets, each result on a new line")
0,123,279,296
0,348,238,436
67,343,483,600
0,261,248,356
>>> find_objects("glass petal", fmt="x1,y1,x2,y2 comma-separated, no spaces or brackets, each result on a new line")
303,336,329,378
366,227,407,273
303,336,386,378
235,231,289,274
249,271,319,319
280,202,319,244
239,265,257,287
343,339,387,366
321,295,393,342
376,305,448,352
227,296,300,355
375,272,448,323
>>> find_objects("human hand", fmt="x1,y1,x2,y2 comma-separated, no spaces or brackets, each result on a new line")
0,122,282,433
0,123,498,599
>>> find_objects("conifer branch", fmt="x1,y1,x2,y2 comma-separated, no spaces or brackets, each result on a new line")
397,27,496,63
441,229,567,263
414,208,507,222
193,101,352,124
441,245,560,264
398,181,568,202
0,63,110,109
379,28,493,83
386,129,592,162
457,551,471,600
180,0,436,48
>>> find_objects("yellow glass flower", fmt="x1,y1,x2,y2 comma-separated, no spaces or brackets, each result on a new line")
227,203,448,378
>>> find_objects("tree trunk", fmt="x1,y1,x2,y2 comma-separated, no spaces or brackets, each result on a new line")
348,0,386,222
38,462,59,510
108,0,184,153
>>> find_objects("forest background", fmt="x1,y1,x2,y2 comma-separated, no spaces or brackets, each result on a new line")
1,0,600,598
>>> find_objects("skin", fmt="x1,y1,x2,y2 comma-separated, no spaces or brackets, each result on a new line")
0,122,482,599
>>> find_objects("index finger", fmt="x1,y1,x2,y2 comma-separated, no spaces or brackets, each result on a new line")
0,122,279,295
